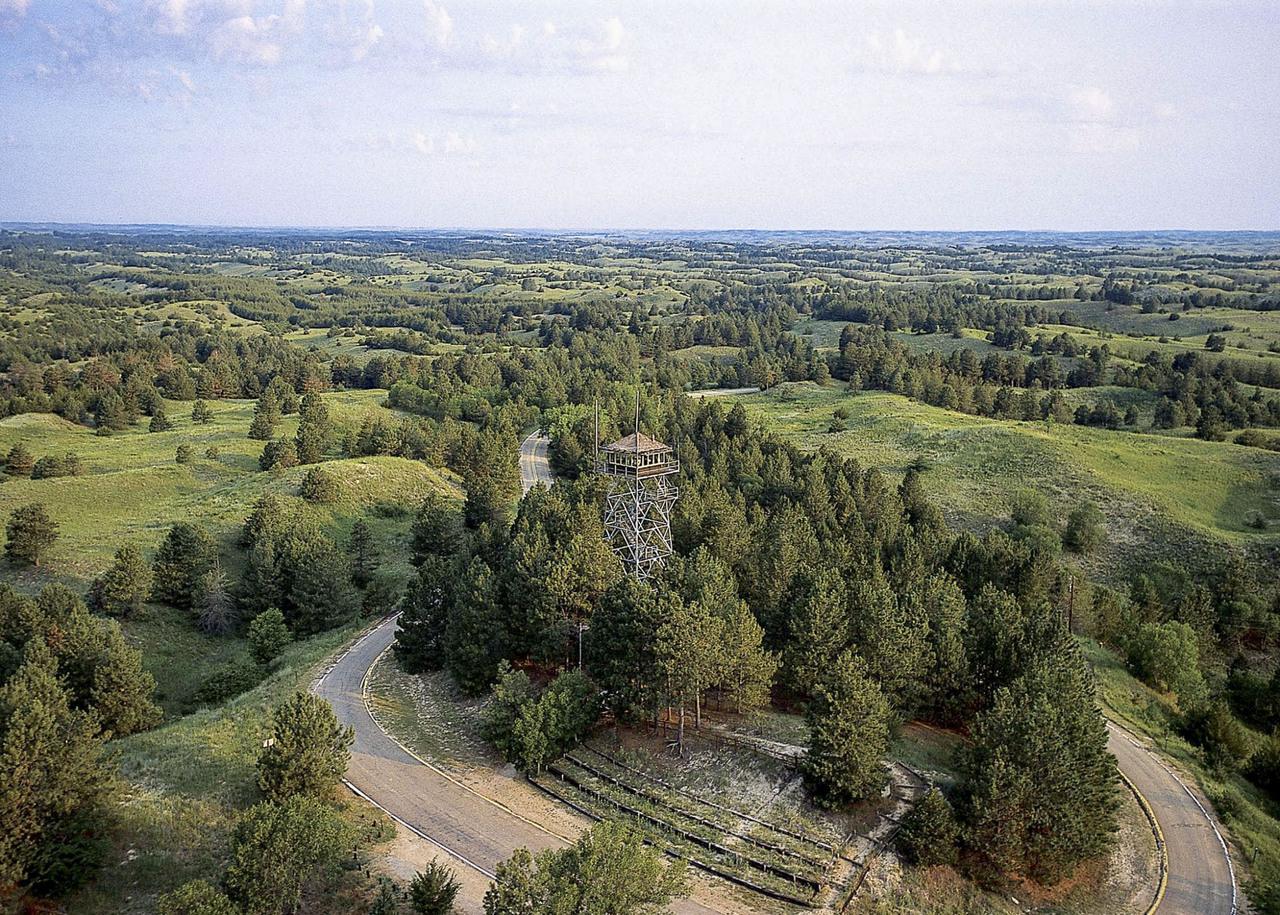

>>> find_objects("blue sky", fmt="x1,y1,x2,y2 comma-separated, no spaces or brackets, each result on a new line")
0,0,1276,229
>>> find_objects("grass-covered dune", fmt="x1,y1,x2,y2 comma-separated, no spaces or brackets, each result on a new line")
0,390,461,712
739,382,1280,579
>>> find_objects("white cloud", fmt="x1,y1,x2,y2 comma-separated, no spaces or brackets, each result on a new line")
412,130,434,155
601,16,624,52
350,21,383,62
0,0,30,20
378,128,477,159
860,29,945,76
443,130,475,155
210,14,283,65
170,65,196,94
1068,86,1115,123
149,0,192,35
424,1,452,48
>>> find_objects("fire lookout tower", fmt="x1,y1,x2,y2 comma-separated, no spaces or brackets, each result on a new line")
598,428,679,581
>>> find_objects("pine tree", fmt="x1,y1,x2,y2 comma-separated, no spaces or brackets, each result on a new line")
852,573,931,714
802,650,892,808
83,614,162,737
259,439,299,471
249,608,292,665
718,598,777,715
781,568,847,697
657,593,723,750
410,491,461,564
5,442,34,476
294,391,330,464
149,406,172,432
0,640,110,895
256,691,354,801
191,399,214,424
409,860,461,915
898,787,961,866
5,503,58,566
958,640,1119,884
287,535,359,635
248,393,280,440
88,543,153,617
151,522,218,609
395,556,454,673
584,579,667,724
300,466,341,503
444,557,501,695
463,428,520,529
348,519,377,587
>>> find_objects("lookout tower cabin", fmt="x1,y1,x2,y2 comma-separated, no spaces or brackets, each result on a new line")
597,431,679,581
598,432,679,479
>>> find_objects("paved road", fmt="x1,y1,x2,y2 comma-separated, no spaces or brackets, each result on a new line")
684,386,760,399
1107,723,1236,915
315,617,721,914
519,431,553,494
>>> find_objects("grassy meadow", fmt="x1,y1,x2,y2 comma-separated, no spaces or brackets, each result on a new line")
737,382,1280,579
0,390,460,712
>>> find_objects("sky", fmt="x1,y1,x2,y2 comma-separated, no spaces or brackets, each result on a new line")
0,0,1276,230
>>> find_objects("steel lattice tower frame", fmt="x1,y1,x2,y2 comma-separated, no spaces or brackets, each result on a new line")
597,419,679,581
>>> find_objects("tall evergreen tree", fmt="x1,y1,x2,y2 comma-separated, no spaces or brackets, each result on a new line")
5,442,34,477
348,519,378,587
410,491,461,565
150,522,218,609
248,392,280,440
5,503,58,567
585,579,667,724
395,556,454,673
958,641,1119,883
0,640,110,896
191,399,214,425
656,592,722,750
802,650,892,808
257,691,353,801
444,557,502,695
295,391,331,464
88,543,153,617
781,567,847,697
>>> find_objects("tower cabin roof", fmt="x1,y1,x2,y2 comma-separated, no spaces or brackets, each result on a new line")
602,432,670,454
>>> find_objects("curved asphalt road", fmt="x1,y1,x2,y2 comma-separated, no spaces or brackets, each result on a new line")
315,431,1237,915
315,617,720,915
1107,723,1236,914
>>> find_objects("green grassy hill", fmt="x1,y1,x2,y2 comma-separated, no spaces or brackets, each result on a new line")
0,391,461,713
740,382,1280,579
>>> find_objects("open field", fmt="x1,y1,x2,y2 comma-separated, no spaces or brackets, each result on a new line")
0,391,460,712
0,391,459,587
